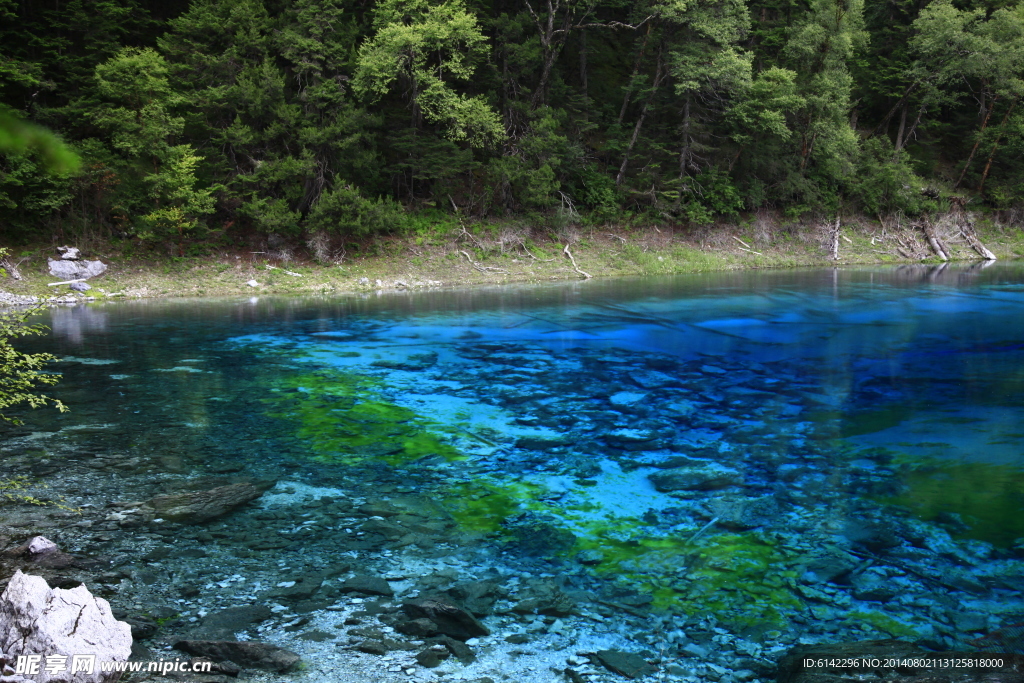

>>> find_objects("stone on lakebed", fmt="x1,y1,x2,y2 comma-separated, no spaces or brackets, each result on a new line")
143,479,276,524
173,640,300,672
648,464,743,491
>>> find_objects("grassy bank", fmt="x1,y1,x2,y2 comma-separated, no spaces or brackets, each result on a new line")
3,215,1024,301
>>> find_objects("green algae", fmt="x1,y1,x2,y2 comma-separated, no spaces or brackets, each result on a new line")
438,480,543,534
573,529,802,628
842,610,920,639
677,533,801,625
877,459,1024,547
263,365,462,466
809,404,915,440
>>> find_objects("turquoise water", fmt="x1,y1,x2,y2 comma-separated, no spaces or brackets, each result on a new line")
6,262,1024,674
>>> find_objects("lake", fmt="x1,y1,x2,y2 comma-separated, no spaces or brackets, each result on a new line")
4,261,1023,682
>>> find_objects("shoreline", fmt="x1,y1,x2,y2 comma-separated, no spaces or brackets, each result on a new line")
2,219,1022,306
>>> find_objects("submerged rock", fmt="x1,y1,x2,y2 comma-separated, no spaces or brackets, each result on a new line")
709,495,781,530
441,579,504,616
339,575,393,597
194,605,273,640
144,479,276,524
415,648,448,668
3,536,79,569
0,570,132,683
510,579,576,617
172,640,300,672
515,434,572,450
401,599,489,640
609,391,649,408
648,464,743,492
25,535,57,556
592,650,656,679
800,551,860,584
427,635,476,663
396,618,439,637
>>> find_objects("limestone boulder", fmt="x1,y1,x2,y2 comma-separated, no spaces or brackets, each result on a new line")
0,570,132,683
47,259,106,281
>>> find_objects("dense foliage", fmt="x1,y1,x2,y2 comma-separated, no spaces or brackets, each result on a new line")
0,251,66,423
1,0,1022,245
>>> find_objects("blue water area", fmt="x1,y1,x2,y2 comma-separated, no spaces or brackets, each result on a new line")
5,262,1024,667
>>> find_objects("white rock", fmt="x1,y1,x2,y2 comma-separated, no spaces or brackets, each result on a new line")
47,259,106,280
247,280,259,287
609,391,647,408
26,537,59,557
0,571,132,683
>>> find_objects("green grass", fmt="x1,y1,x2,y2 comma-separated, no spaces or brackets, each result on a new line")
4,215,1022,302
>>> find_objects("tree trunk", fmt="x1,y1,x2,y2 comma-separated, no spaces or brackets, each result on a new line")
799,130,816,171
618,22,652,124
866,81,918,139
410,73,421,129
579,28,588,102
616,45,664,187
828,215,840,261
894,102,907,152
961,220,997,260
531,44,560,109
500,44,509,129
529,0,564,110
922,220,949,260
895,103,926,156
954,93,998,189
678,95,693,179
978,97,1019,194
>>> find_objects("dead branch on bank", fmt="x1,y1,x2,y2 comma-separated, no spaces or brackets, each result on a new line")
563,244,591,279
459,250,508,274
921,219,950,261
948,197,996,261
0,255,23,280
826,215,841,261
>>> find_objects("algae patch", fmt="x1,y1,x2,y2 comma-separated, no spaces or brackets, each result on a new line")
263,367,462,466
878,460,1024,546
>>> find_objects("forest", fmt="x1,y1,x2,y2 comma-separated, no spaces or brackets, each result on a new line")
0,0,1022,253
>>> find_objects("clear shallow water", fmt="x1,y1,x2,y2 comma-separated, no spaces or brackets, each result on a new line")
7,262,1024,661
